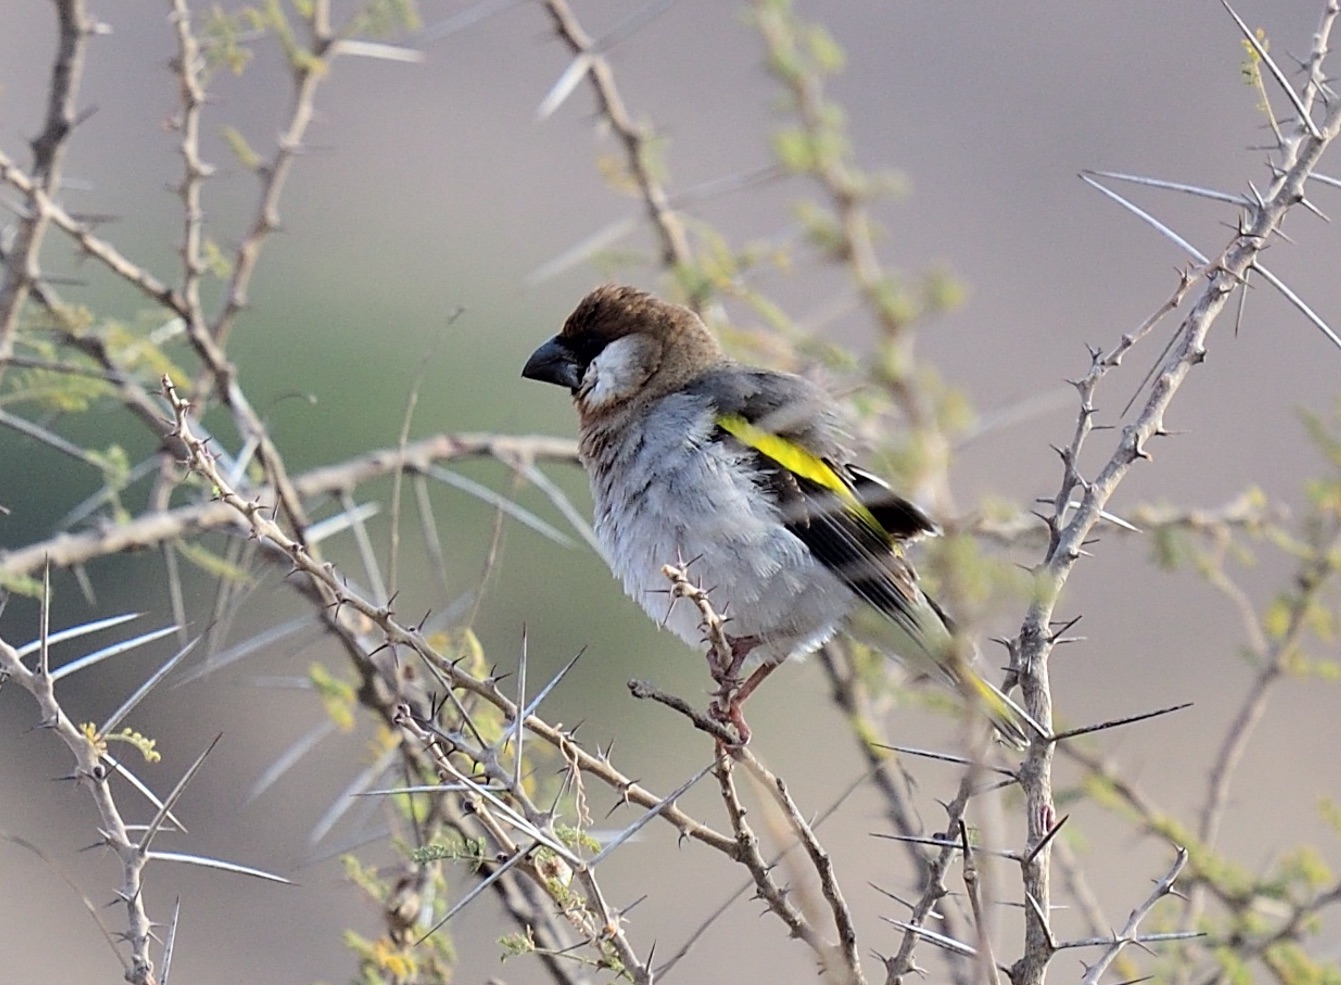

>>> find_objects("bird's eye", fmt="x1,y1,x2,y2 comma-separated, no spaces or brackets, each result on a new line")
569,335,609,368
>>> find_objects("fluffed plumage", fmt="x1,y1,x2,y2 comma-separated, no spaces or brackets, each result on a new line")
522,284,1038,746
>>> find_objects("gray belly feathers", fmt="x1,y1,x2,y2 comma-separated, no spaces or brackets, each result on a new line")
584,392,852,666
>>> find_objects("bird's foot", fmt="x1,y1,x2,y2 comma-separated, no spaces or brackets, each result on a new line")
709,693,752,748
706,655,779,748
706,634,759,684
704,635,765,745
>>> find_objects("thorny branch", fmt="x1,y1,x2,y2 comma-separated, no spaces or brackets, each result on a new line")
749,0,937,448
163,383,732,849
539,0,696,289
0,0,93,378
0,433,579,580
1007,32,1341,983
0,626,156,984
160,376,899,981
1078,848,1189,985
4,2,1341,983
534,3,1341,984
633,664,868,983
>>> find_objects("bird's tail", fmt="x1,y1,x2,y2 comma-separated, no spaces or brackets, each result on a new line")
955,666,1045,750
846,596,1046,748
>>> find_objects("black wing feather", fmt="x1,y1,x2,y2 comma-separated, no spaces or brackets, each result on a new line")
688,367,941,643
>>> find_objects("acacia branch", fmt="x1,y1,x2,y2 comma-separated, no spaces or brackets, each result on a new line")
1183,514,1341,933
1009,30,1341,985
1079,848,1188,985
0,432,579,582
539,0,695,284
0,149,183,314
0,0,95,376
159,380,732,853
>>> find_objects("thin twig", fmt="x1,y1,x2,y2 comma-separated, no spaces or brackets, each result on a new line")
0,0,94,378
539,0,694,283
1079,848,1189,985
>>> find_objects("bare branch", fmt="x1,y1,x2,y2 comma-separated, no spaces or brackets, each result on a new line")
0,0,95,376
1079,848,1189,985
538,0,695,281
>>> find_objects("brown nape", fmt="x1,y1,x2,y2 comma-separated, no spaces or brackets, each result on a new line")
563,284,726,389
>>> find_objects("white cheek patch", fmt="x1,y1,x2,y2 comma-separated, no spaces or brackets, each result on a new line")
581,335,657,409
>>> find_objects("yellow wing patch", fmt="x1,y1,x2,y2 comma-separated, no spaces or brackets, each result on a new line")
716,413,886,539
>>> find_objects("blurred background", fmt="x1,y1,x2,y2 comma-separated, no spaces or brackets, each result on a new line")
2,1,1339,982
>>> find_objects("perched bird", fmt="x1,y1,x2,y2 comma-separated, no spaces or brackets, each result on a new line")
522,284,1038,746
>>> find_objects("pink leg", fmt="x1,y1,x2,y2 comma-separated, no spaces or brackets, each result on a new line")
708,637,774,746
732,659,779,706
707,634,758,687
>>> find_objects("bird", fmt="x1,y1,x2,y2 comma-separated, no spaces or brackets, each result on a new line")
522,283,1039,746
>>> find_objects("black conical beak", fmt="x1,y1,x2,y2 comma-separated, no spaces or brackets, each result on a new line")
522,336,584,391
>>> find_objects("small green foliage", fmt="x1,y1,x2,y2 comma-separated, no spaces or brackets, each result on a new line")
793,199,843,255
308,661,357,731
341,853,454,982
1303,472,1341,516
348,0,421,38
1152,523,1193,571
842,638,889,693
873,334,910,387
636,131,672,186
801,22,845,75
103,316,188,380
1214,944,1254,985
109,728,161,763
668,264,714,313
220,126,262,172
172,539,255,584
499,926,537,960
594,152,637,197
774,127,818,173
927,532,1022,613
342,853,382,896
411,837,488,867
695,225,744,288
875,403,957,484
933,382,975,440
1240,29,1267,87
1303,600,1335,644
1263,939,1339,985
920,265,967,316
869,275,918,328
1182,837,1255,901
0,571,44,597
1263,595,1296,641
533,848,577,902
342,929,418,984
1081,770,1127,814
5,329,126,413
255,0,325,73
600,129,675,192
1276,845,1333,895
734,289,800,344
200,5,259,75
555,824,602,855
44,302,97,336
81,723,161,763
3,360,111,413
201,239,233,279
1319,797,1341,833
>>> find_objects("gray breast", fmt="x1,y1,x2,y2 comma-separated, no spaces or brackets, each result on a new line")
582,391,852,666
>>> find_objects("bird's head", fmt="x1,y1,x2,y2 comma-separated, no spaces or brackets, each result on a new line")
521,285,724,416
